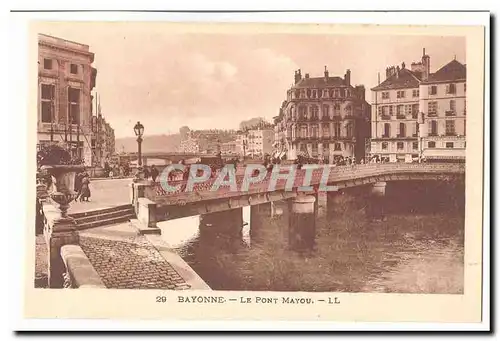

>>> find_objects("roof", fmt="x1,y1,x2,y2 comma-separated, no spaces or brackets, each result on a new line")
294,76,346,88
424,59,466,83
371,68,421,91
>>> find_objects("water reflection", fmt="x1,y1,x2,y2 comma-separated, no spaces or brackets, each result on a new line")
161,180,465,294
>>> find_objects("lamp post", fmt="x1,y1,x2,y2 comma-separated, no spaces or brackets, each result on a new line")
133,121,144,178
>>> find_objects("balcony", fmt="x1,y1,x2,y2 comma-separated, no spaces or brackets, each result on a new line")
321,115,331,121
381,134,390,138
428,132,438,137
380,115,391,120
427,112,438,117
445,110,456,117
411,113,418,119
332,115,342,121
412,133,418,137
445,132,457,136
396,115,406,119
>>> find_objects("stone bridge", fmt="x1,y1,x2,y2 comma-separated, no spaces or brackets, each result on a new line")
129,163,465,236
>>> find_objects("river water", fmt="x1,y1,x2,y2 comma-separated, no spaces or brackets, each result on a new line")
159,180,464,294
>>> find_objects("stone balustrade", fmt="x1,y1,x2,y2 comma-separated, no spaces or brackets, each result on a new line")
148,163,464,206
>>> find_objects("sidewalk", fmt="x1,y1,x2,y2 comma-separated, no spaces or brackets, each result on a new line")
78,222,192,290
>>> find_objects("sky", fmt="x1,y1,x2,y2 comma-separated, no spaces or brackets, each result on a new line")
36,22,465,138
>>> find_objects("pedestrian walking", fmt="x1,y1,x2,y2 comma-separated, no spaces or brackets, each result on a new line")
79,173,91,202
150,165,159,182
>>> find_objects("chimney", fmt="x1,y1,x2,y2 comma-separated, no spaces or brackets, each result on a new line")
324,65,329,81
401,61,405,69
422,48,430,81
344,69,351,86
294,69,302,84
355,85,365,101
305,73,310,79
396,66,400,78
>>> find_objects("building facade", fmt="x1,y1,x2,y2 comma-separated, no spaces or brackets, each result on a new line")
419,60,466,162
246,129,274,157
274,68,371,162
91,112,116,167
37,34,97,166
370,49,466,162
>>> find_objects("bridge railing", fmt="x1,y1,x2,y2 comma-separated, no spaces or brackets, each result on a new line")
149,162,464,204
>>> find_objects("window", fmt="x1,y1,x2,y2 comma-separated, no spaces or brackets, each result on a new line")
411,104,419,119
333,123,341,137
397,90,405,98
68,87,80,124
464,83,467,93
446,142,454,148
43,58,52,70
40,84,55,123
388,105,393,116
412,89,419,97
310,106,319,120
306,89,311,98
311,125,319,138
346,124,353,138
428,101,438,116
299,105,307,119
396,105,404,118
412,142,419,150
344,105,352,117
300,125,308,138
428,141,436,148
464,100,467,115
322,105,329,118
429,86,437,95
445,120,456,136
334,143,342,151
381,142,388,150
429,120,438,136
446,83,456,94
382,92,390,99
398,123,406,137
70,64,78,74
383,123,391,138
446,100,456,116
413,122,419,137
322,124,330,137
397,142,404,150
333,104,341,116
405,105,412,117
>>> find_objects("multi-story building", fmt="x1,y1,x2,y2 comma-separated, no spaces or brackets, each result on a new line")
235,132,248,156
246,128,274,157
370,49,466,162
419,59,466,162
274,68,371,162
91,111,116,166
37,34,97,166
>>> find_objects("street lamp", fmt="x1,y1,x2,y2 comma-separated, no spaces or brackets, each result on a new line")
133,121,144,170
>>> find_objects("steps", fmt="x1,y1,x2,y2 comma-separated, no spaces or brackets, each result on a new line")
69,204,136,230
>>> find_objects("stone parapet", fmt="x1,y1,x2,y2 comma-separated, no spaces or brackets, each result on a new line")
60,244,106,288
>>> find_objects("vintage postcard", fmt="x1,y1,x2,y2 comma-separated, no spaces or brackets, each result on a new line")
17,12,488,329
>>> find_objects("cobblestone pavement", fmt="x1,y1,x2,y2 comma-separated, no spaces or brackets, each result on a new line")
79,224,191,290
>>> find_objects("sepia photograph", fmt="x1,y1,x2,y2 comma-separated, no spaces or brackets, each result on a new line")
18,14,487,326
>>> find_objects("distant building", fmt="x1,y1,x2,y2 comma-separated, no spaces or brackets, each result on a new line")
220,141,238,155
370,49,465,162
37,33,97,166
91,112,116,167
247,129,274,157
274,67,371,162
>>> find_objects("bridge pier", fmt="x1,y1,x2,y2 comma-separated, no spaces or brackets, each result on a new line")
288,194,316,251
366,181,387,221
199,207,244,237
